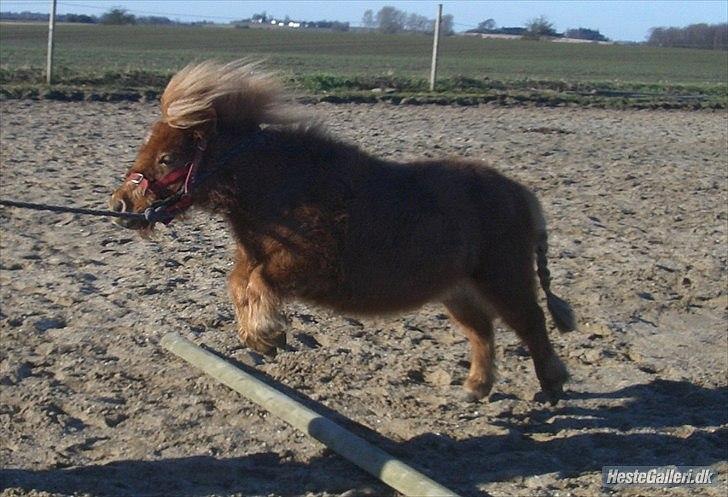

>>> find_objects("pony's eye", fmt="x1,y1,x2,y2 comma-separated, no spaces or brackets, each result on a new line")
159,154,171,166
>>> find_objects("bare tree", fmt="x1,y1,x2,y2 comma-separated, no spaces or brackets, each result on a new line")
251,11,267,22
375,6,406,34
365,6,454,36
362,9,375,28
405,12,430,32
441,14,454,36
524,15,557,39
478,18,496,31
100,7,135,25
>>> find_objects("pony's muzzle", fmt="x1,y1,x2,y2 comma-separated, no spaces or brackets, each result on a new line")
110,195,148,230
113,199,127,213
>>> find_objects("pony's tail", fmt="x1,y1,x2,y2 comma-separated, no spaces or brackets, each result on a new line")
536,231,576,332
526,191,576,332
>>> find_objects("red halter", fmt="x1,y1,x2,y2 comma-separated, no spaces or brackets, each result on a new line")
125,140,206,224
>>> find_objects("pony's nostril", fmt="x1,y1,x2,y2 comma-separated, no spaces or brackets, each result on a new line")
114,199,127,213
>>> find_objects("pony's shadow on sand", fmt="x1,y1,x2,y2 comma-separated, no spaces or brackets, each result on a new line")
2,378,725,497
0,453,363,497
402,379,727,494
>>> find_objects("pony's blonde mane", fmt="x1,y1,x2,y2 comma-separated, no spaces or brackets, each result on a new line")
160,60,299,130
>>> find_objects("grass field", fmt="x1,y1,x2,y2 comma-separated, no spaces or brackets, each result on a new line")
1,23,726,107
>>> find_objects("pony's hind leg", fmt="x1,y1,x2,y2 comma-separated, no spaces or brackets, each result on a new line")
229,256,288,356
475,264,569,401
443,284,497,402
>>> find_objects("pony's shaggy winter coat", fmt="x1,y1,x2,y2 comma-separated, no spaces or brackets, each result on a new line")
110,60,576,401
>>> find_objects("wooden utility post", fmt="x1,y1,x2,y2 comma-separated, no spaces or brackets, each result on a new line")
46,0,57,85
429,3,442,92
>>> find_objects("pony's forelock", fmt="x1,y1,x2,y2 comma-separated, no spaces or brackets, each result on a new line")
160,60,301,130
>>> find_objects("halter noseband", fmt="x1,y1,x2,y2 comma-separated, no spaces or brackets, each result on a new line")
123,127,266,226
125,139,206,225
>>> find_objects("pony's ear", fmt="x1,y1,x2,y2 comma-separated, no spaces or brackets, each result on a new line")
143,128,154,145
192,121,216,149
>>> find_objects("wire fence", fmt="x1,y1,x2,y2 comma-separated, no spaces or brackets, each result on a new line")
3,0,462,92
2,0,726,105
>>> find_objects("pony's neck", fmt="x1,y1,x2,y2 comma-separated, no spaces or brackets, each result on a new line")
199,124,388,211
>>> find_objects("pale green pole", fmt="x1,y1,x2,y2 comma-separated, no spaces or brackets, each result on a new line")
161,332,461,497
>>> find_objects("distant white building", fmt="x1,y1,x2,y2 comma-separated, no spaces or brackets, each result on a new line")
466,33,522,40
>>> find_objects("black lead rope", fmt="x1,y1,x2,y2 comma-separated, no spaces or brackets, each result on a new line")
0,128,269,225
0,199,147,220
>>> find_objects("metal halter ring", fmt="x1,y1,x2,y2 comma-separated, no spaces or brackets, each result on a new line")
128,173,145,185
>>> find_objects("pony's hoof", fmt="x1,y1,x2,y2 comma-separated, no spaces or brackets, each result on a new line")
460,390,483,403
537,356,569,401
461,378,494,402
533,386,564,405
240,327,287,357
245,337,278,357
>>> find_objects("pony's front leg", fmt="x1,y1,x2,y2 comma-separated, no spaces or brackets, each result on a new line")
229,261,288,356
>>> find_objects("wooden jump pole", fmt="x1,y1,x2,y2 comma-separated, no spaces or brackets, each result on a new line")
161,332,461,497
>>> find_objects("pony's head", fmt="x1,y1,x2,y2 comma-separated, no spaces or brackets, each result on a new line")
109,60,293,231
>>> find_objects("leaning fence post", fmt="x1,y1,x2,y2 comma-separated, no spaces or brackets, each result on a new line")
429,3,443,92
46,0,57,85
161,332,461,497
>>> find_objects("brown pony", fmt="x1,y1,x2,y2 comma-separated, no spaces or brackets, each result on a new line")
110,60,576,402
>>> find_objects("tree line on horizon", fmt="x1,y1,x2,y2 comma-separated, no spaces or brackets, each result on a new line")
647,23,727,50
1,7,725,50
359,8,609,41
0,8,183,26
361,7,726,49
0,8,349,30
361,6,455,36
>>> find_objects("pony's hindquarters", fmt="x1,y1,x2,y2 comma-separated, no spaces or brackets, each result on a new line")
443,283,497,401
461,177,572,400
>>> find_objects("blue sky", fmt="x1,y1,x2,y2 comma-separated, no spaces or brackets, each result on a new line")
1,0,726,41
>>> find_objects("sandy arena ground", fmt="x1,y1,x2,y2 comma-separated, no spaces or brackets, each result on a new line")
0,101,726,497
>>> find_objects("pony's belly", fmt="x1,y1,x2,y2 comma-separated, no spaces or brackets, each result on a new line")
299,270,459,315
